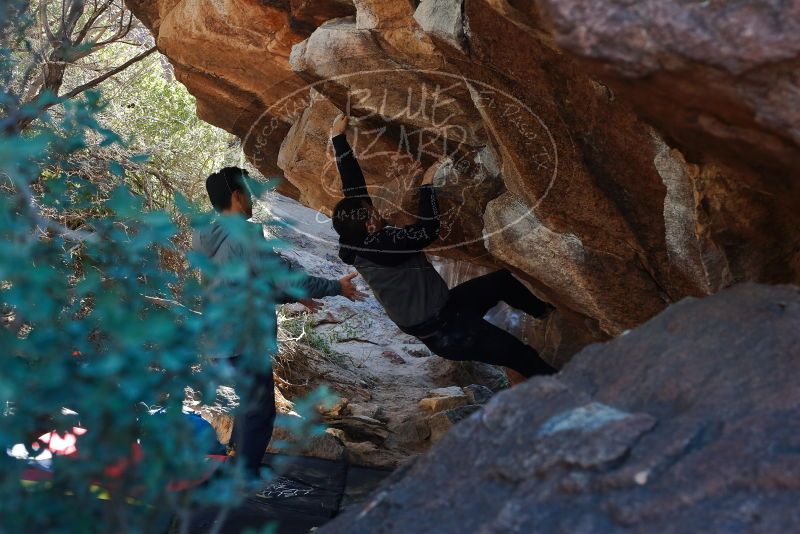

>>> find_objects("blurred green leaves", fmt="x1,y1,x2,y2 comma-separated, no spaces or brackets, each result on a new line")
0,4,332,533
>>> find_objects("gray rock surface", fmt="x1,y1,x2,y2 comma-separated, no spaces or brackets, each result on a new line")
463,384,493,405
319,284,800,533
428,405,482,443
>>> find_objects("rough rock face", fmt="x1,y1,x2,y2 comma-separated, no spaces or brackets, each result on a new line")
318,283,800,533
126,0,800,361
533,0,800,174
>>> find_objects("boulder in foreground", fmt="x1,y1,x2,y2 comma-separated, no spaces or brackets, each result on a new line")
320,283,800,533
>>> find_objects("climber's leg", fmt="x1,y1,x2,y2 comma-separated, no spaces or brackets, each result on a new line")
448,269,551,318
421,313,556,378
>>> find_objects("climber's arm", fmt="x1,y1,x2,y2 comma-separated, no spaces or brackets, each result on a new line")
358,159,444,254
408,184,441,248
360,185,441,253
396,159,444,249
331,132,372,203
395,184,441,249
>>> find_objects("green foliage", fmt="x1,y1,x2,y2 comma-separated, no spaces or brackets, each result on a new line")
0,5,332,532
9,0,239,214
91,43,239,209
280,314,337,360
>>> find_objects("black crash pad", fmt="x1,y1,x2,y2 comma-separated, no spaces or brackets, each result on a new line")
180,453,391,534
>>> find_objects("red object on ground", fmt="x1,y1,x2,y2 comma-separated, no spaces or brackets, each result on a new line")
37,427,86,456
21,423,228,492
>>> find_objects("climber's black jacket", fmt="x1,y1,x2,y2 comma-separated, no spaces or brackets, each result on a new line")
332,133,450,331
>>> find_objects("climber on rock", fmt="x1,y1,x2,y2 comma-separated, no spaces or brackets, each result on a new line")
193,166,366,478
328,114,556,378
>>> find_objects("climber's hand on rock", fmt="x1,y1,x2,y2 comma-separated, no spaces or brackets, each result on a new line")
299,299,324,313
422,159,447,186
339,272,367,302
331,113,349,137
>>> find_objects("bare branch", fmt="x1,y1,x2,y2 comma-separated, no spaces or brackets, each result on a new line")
73,0,112,45
142,295,203,315
59,45,156,101
38,0,57,44
90,9,134,49
61,0,85,43
143,167,175,195
14,177,98,244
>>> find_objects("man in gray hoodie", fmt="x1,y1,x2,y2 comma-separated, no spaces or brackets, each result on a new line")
192,167,365,476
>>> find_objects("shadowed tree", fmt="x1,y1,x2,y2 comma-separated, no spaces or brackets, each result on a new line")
2,0,156,133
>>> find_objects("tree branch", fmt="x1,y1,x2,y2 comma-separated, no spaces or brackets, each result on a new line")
61,0,86,43
143,295,202,315
39,0,57,44
59,45,156,101
73,0,112,45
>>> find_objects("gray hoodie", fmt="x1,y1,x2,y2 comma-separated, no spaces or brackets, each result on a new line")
192,218,341,357
193,219,341,299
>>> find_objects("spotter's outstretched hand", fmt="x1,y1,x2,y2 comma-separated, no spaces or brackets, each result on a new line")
339,272,367,302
